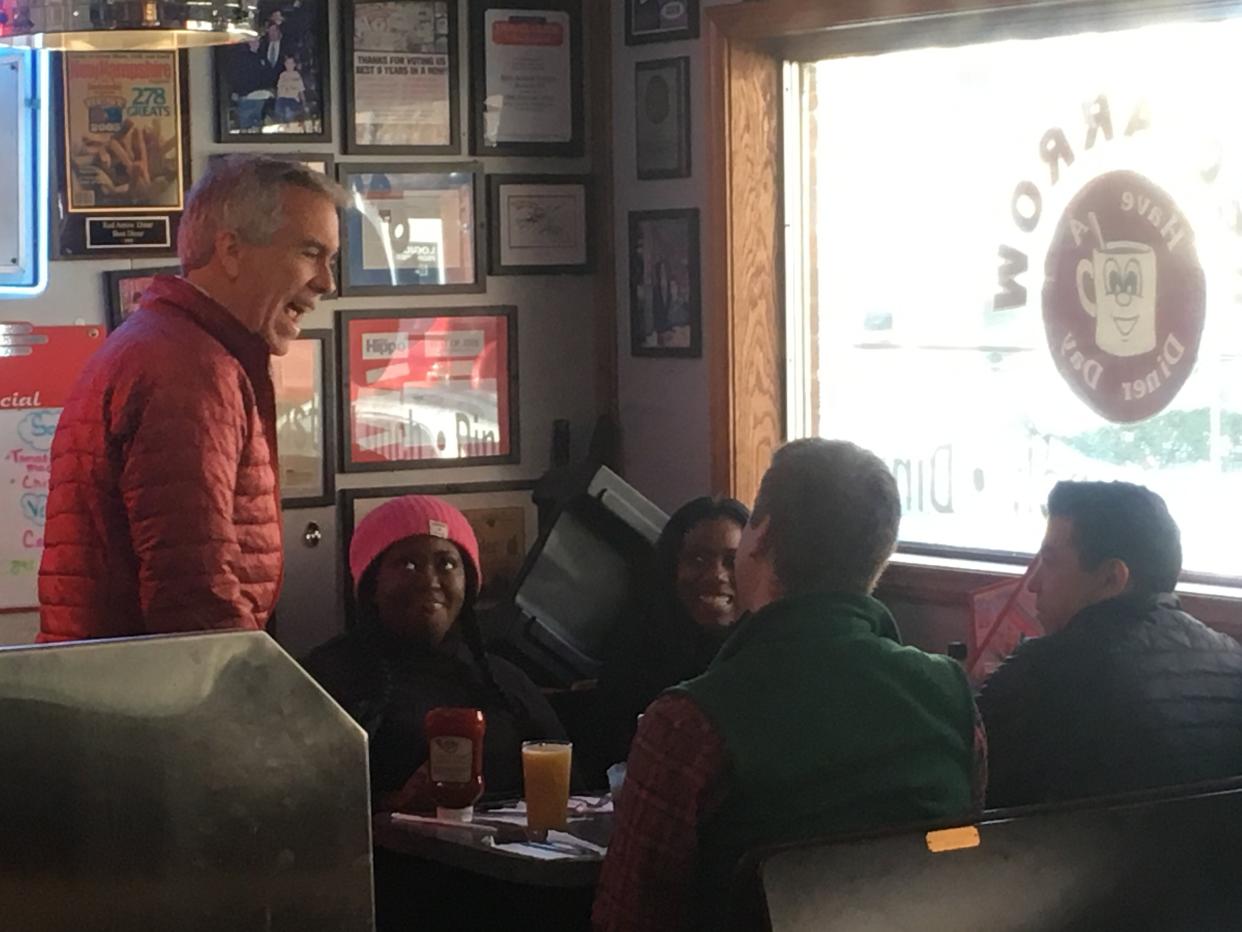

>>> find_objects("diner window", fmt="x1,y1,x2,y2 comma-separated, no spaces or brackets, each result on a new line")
0,48,48,298
784,14,1242,582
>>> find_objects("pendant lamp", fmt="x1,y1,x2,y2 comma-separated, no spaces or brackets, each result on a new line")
0,0,256,49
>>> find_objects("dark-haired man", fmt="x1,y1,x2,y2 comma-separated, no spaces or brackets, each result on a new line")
978,480,1242,809
593,438,982,932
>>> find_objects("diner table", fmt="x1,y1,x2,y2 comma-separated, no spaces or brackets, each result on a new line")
371,797,613,931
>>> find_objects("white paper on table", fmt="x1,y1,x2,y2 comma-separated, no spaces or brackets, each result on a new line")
496,843,577,861
546,830,607,856
480,795,612,822
494,830,606,860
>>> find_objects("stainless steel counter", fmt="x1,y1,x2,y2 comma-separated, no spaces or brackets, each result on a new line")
0,630,374,931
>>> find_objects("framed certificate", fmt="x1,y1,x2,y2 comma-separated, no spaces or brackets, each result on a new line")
338,162,485,296
635,57,691,180
469,0,584,157
340,480,537,615
54,51,191,258
487,174,591,275
213,0,332,143
343,0,460,154
104,265,179,331
273,329,337,507
338,306,519,471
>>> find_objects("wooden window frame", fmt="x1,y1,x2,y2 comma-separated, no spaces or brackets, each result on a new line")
704,0,1242,614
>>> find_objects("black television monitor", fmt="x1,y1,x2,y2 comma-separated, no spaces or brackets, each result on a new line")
499,466,666,685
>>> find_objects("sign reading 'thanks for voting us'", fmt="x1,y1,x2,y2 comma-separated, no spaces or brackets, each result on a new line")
993,94,1225,424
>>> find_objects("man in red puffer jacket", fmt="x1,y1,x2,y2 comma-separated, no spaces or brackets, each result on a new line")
37,156,342,642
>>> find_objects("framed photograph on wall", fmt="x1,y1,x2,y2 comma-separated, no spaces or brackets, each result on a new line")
469,0,584,157
207,151,334,178
635,56,691,180
104,265,180,331
273,328,336,506
54,51,192,258
487,174,591,275
629,208,701,357
340,480,537,614
337,162,485,296
343,0,459,154
213,0,332,143
338,306,519,471
625,0,699,44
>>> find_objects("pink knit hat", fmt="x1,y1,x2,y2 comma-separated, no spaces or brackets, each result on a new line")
349,495,482,597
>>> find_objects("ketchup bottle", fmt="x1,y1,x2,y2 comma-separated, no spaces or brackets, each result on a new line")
424,707,486,821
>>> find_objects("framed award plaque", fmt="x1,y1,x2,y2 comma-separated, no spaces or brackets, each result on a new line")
54,51,192,259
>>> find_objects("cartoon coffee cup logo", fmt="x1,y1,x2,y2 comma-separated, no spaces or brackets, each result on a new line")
1076,235,1157,357
1042,170,1205,423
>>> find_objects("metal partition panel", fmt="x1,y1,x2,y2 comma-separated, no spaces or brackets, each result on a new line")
760,782,1242,932
0,631,373,931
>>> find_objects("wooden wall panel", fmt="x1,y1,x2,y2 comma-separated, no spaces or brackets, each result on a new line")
587,0,618,427
708,30,784,505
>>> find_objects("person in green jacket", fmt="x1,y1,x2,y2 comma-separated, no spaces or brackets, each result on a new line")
594,438,984,932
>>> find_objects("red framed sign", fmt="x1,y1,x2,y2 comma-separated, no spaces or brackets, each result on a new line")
338,306,518,471
966,560,1042,685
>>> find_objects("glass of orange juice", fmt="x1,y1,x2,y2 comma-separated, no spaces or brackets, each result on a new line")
522,739,573,836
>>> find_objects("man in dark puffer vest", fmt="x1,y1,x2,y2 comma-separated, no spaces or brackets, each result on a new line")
978,480,1242,809
594,439,982,932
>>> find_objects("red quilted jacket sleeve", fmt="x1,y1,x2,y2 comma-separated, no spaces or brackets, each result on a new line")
118,366,261,633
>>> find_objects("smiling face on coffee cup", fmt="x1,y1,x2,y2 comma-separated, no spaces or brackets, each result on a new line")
1075,241,1158,357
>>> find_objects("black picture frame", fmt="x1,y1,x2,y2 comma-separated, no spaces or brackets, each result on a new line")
337,161,486,296
625,0,699,45
275,328,337,507
212,0,333,144
629,208,702,358
104,265,180,331
338,479,537,620
487,173,592,275
468,0,584,158
53,51,192,259
206,151,335,179
342,0,461,155
635,56,691,180
337,305,520,472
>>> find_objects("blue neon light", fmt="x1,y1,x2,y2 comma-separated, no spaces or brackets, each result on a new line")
0,49,49,298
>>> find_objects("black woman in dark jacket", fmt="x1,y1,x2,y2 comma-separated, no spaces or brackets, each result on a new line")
303,495,566,810
594,496,750,769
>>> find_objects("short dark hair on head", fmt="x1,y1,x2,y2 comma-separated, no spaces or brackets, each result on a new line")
1046,481,1182,596
751,438,900,595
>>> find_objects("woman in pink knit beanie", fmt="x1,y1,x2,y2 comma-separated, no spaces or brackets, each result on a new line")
302,494,566,810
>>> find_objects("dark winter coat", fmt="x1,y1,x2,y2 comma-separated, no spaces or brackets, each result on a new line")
978,593,1242,808
302,622,567,799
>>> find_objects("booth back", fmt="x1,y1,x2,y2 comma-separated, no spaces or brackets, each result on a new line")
757,779,1242,932
0,631,373,932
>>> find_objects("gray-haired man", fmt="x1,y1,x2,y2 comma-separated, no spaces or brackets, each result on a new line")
39,156,342,642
